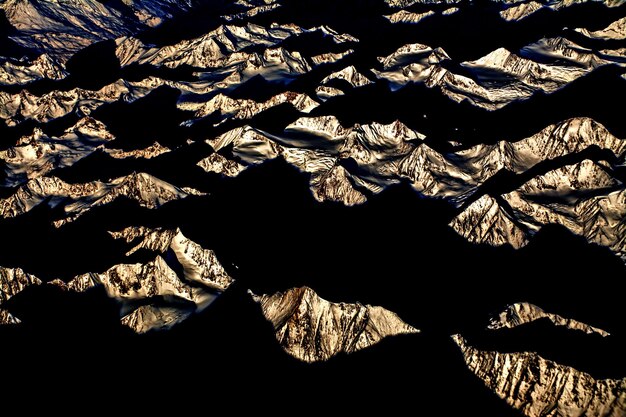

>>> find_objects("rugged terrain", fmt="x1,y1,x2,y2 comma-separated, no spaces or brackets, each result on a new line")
0,0,624,414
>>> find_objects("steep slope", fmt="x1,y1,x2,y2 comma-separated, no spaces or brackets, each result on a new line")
373,37,626,110
453,335,626,417
251,286,419,362
199,116,624,205
576,16,626,40
110,226,233,290
488,302,610,336
0,172,202,227
0,266,41,304
451,159,626,260
1,0,195,60
0,226,234,333
0,54,66,86
0,117,114,187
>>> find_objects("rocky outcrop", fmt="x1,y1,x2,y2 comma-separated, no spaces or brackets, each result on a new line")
223,3,282,22
453,335,626,417
451,159,626,260
386,0,624,12
0,54,67,86
576,17,626,40
384,10,435,24
499,2,543,21
373,37,626,110
183,91,319,127
0,77,167,126
0,266,41,304
318,66,372,90
106,142,170,160
115,23,303,69
196,115,626,258
197,153,246,177
69,256,205,303
110,226,234,291
116,23,355,69
450,194,529,249
488,302,610,337
0,309,20,325
311,50,354,66
200,116,623,205
199,117,422,205
0,117,114,187
251,286,419,362
23,227,235,333
0,173,202,227
121,305,192,334
385,0,460,7
1,0,194,61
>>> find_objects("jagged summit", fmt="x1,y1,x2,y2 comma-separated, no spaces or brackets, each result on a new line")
198,116,624,220
576,16,626,40
488,302,610,336
251,286,419,362
374,36,626,110
109,226,233,290
0,226,233,333
1,0,195,60
453,334,626,417
451,158,626,260
0,1,624,410
0,172,202,227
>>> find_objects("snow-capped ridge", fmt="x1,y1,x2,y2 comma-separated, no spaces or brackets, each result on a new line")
251,286,419,362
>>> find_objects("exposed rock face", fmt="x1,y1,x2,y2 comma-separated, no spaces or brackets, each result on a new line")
488,302,610,337
203,113,626,262
0,266,41,304
197,153,246,177
69,256,208,303
373,38,626,110
384,10,435,24
499,0,625,22
0,173,202,227
1,0,195,60
311,49,354,65
106,142,170,160
251,286,419,363
0,77,166,126
451,159,626,260
0,309,20,325
453,335,626,417
0,54,67,86
0,3,624,411
385,0,460,7
222,3,281,22
199,117,423,205
386,0,624,13
110,227,233,291
576,17,626,40
115,23,355,69
102,226,234,332
197,115,626,260
121,305,192,334
319,66,372,89
0,117,114,187
201,115,624,210
116,23,303,69
183,91,319,127
451,194,529,249
500,2,543,21
0,227,235,333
